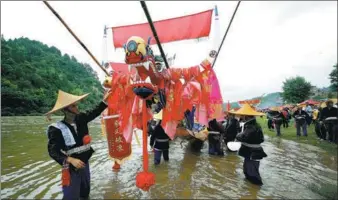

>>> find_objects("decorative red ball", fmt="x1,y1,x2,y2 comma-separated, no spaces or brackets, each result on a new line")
135,171,155,191
83,135,91,145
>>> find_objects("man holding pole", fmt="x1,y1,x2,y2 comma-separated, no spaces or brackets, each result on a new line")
46,90,111,200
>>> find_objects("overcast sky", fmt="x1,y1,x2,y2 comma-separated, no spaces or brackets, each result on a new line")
1,1,337,101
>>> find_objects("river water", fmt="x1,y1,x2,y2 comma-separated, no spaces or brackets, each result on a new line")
1,116,337,199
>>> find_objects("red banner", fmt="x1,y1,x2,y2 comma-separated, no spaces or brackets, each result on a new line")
238,99,261,105
105,111,132,162
111,9,213,48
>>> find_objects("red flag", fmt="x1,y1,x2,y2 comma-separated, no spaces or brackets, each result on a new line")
227,100,231,111
111,9,213,48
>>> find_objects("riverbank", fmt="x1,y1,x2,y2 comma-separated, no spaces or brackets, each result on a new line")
257,117,337,156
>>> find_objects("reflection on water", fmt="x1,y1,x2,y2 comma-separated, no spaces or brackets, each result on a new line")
1,116,337,199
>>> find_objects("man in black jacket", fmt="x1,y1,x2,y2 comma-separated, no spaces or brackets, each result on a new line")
224,114,241,150
208,119,226,156
236,116,267,186
319,100,338,142
46,90,110,200
293,106,310,137
149,112,171,165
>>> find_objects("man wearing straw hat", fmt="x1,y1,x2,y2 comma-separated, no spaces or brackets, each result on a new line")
229,103,267,185
46,90,111,200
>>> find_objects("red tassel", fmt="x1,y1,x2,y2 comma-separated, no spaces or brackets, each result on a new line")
136,171,155,191
62,166,70,186
135,100,156,191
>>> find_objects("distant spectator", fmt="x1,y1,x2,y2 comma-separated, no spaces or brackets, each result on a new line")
293,106,310,137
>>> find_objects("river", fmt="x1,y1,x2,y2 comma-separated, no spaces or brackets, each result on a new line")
1,116,337,199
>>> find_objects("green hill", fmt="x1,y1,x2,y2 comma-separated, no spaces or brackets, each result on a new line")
223,92,284,110
1,36,104,116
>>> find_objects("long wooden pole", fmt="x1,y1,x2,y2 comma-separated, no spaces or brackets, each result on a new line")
212,1,241,68
43,1,109,76
140,1,169,69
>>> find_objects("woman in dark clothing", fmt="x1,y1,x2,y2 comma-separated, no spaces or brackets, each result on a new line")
236,116,267,186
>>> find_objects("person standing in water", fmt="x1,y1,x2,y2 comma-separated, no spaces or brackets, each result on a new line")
46,90,111,200
149,111,171,165
223,113,241,151
229,104,267,185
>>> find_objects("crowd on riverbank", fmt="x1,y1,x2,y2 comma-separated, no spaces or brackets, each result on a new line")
259,100,338,144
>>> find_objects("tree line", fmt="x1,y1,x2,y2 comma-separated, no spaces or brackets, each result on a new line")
1,36,104,116
282,63,337,104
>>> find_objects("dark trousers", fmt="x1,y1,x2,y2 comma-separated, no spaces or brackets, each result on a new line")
63,163,90,200
154,149,169,165
325,123,337,142
267,119,274,129
296,122,307,136
315,122,322,139
243,158,263,185
275,123,282,136
282,119,289,128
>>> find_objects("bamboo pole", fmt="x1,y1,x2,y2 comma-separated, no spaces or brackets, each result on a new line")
212,1,241,68
140,1,170,69
43,1,109,76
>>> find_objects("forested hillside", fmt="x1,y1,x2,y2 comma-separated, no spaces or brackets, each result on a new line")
1,36,104,116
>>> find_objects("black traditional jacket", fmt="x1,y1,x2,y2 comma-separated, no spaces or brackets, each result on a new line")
319,107,338,121
224,118,241,141
149,120,170,150
236,119,267,160
47,101,107,167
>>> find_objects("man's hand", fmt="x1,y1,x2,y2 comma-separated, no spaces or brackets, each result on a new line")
67,157,85,169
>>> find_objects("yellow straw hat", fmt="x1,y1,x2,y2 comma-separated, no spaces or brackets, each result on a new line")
269,106,281,112
46,90,89,115
228,103,265,116
153,110,163,120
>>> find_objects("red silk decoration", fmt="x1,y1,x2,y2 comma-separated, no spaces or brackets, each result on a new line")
135,100,155,191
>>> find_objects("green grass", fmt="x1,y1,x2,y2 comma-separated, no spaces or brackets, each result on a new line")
256,117,337,156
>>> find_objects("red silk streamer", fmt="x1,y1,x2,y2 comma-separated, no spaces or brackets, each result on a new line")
135,100,155,191
142,100,148,172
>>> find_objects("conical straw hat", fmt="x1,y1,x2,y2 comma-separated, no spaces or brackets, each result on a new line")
228,103,265,116
46,90,89,115
269,106,281,112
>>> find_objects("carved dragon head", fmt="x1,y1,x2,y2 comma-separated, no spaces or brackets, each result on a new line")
124,36,167,86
